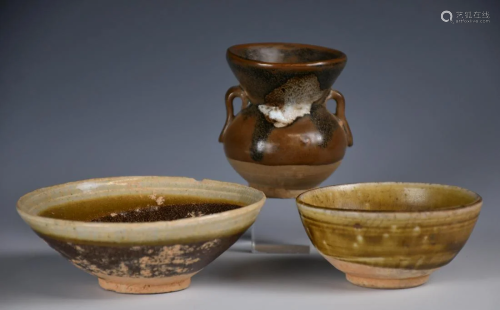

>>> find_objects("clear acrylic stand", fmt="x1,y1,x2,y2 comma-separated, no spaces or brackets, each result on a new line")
250,198,310,254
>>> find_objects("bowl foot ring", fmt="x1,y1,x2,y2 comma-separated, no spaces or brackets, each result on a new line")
345,274,429,289
98,278,191,294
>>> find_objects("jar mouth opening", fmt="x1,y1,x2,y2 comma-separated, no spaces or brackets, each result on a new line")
227,43,347,67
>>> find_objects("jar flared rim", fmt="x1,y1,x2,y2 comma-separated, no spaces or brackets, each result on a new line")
227,42,347,68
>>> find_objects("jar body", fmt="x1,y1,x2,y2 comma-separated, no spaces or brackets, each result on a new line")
221,43,353,198
221,100,349,198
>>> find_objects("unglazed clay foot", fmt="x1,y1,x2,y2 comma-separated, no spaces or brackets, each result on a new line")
326,257,435,289
98,277,191,294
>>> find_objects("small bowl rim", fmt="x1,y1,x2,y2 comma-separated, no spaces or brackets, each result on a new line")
227,42,347,68
17,176,266,230
296,182,482,214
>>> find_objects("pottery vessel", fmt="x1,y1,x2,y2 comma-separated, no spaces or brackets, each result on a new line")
17,176,265,294
219,43,353,198
296,182,482,289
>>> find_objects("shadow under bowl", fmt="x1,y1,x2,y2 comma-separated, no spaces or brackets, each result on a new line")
17,176,266,294
296,182,482,289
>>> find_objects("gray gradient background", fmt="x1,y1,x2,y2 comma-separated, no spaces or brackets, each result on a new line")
1,0,499,309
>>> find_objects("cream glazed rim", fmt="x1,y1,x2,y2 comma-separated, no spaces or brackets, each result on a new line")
17,176,266,243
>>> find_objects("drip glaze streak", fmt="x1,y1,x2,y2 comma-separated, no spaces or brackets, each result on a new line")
242,104,275,162
309,102,338,148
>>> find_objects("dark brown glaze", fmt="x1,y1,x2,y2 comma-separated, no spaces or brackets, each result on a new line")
39,233,243,279
241,104,275,162
223,102,347,165
91,203,241,223
226,43,347,106
219,43,353,197
219,43,352,166
39,194,243,222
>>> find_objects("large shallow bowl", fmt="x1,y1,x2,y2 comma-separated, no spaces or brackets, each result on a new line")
17,176,266,294
296,182,482,289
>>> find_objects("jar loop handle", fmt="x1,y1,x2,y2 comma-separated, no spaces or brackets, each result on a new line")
325,89,353,147
219,86,248,143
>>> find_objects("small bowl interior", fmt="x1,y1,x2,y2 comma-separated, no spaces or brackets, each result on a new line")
298,183,480,212
229,43,345,64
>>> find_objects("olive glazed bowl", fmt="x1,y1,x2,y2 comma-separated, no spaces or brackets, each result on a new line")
17,176,266,294
296,182,482,289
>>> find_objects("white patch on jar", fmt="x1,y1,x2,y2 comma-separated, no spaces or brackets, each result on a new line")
356,235,364,242
259,102,312,128
258,75,324,128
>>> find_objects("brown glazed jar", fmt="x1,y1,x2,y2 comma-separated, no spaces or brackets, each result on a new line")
219,43,353,198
